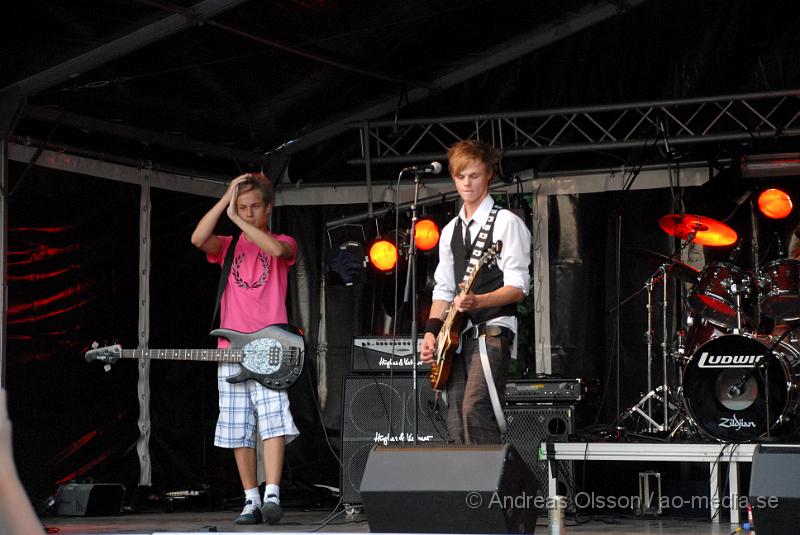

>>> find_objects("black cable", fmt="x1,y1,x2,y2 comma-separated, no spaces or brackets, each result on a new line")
302,357,343,467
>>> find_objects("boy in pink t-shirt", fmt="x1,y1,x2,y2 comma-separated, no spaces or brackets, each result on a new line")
191,173,298,526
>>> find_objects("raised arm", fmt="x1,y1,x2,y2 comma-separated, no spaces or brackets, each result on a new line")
226,188,294,260
190,175,250,256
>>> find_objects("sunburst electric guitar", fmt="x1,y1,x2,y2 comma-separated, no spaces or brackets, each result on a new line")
430,241,502,392
85,324,304,390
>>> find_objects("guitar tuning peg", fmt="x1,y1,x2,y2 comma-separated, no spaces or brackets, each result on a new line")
91,341,99,349
104,364,112,373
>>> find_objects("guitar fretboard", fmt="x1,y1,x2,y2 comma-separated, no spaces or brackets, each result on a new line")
119,348,300,363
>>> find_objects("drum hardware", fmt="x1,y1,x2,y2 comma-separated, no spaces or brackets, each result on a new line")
621,264,682,434
720,272,752,334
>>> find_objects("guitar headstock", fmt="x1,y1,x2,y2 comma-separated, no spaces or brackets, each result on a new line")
479,240,503,266
85,343,122,364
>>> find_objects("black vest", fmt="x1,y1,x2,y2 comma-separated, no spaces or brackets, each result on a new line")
452,215,517,325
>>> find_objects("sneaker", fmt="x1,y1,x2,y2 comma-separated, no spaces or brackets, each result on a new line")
234,500,263,525
261,497,283,525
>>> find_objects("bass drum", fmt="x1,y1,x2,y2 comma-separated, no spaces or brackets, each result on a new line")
683,334,800,442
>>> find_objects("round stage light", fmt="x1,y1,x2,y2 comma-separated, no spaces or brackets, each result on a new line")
369,239,398,271
758,188,793,219
415,219,440,251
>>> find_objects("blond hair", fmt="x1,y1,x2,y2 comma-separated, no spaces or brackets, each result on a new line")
447,140,500,179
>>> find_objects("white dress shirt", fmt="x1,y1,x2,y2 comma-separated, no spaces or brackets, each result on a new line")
432,195,531,337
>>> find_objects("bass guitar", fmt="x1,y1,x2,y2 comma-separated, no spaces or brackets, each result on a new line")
430,241,502,391
85,324,304,390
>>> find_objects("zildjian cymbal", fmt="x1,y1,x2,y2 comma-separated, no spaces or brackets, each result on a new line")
629,248,701,285
658,213,738,247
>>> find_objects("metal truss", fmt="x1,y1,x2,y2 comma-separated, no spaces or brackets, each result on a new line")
351,89,800,166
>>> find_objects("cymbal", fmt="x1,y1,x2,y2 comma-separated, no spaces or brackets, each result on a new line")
629,248,701,284
658,213,738,246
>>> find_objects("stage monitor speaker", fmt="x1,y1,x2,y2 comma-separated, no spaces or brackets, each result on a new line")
360,443,539,533
749,444,800,535
55,483,125,516
503,404,575,506
340,375,448,504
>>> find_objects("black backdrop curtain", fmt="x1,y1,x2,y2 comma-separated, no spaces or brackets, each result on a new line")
8,161,800,505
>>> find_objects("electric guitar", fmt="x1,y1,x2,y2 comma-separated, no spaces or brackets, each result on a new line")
85,324,304,390
430,241,502,392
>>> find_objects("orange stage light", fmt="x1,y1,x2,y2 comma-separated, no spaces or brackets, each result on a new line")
415,219,440,251
758,188,793,219
369,240,398,271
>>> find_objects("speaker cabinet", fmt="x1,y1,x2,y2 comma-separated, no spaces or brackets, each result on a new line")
749,444,800,535
361,443,538,533
340,375,449,504
55,483,125,516
503,404,575,505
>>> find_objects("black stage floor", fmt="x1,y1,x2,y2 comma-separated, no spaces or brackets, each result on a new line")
40,509,748,534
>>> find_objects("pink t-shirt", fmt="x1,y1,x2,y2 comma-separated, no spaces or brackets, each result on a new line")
208,233,297,348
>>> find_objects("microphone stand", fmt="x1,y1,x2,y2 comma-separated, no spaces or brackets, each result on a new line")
402,170,423,445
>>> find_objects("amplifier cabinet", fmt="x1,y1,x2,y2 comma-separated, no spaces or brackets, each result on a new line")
340,375,449,504
503,404,576,507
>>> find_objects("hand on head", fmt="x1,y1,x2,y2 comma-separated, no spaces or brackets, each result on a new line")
226,175,251,220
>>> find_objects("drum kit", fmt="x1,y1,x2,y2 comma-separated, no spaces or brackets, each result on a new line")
623,213,800,443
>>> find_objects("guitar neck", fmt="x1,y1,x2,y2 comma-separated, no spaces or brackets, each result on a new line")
119,348,245,363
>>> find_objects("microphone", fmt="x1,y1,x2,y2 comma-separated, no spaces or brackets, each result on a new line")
727,378,746,398
402,162,442,175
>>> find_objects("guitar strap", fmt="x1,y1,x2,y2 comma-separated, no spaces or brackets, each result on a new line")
211,235,238,331
461,204,502,284
479,335,508,435
462,203,508,435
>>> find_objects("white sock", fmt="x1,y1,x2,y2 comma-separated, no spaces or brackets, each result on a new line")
265,484,280,504
244,487,262,507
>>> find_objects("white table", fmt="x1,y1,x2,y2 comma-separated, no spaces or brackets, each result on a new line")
541,442,762,524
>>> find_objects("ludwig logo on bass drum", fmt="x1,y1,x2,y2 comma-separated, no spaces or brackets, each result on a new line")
697,352,764,368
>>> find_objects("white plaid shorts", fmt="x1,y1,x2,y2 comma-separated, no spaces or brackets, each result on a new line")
214,363,299,448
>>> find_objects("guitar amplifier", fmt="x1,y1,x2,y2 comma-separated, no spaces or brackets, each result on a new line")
505,378,588,403
351,336,428,373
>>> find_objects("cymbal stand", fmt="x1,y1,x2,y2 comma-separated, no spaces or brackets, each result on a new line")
660,262,670,431
623,264,680,433
645,272,655,431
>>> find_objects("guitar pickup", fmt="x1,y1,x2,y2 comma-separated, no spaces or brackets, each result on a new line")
286,350,301,366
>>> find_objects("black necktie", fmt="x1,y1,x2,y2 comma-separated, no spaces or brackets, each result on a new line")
464,220,472,254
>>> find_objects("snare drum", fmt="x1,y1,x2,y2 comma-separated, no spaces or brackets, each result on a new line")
759,258,800,322
682,334,800,441
687,262,750,328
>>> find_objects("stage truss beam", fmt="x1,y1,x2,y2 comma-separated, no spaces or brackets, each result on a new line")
350,89,800,165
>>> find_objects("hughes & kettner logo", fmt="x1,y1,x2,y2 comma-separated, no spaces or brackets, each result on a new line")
719,414,756,431
697,351,764,368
